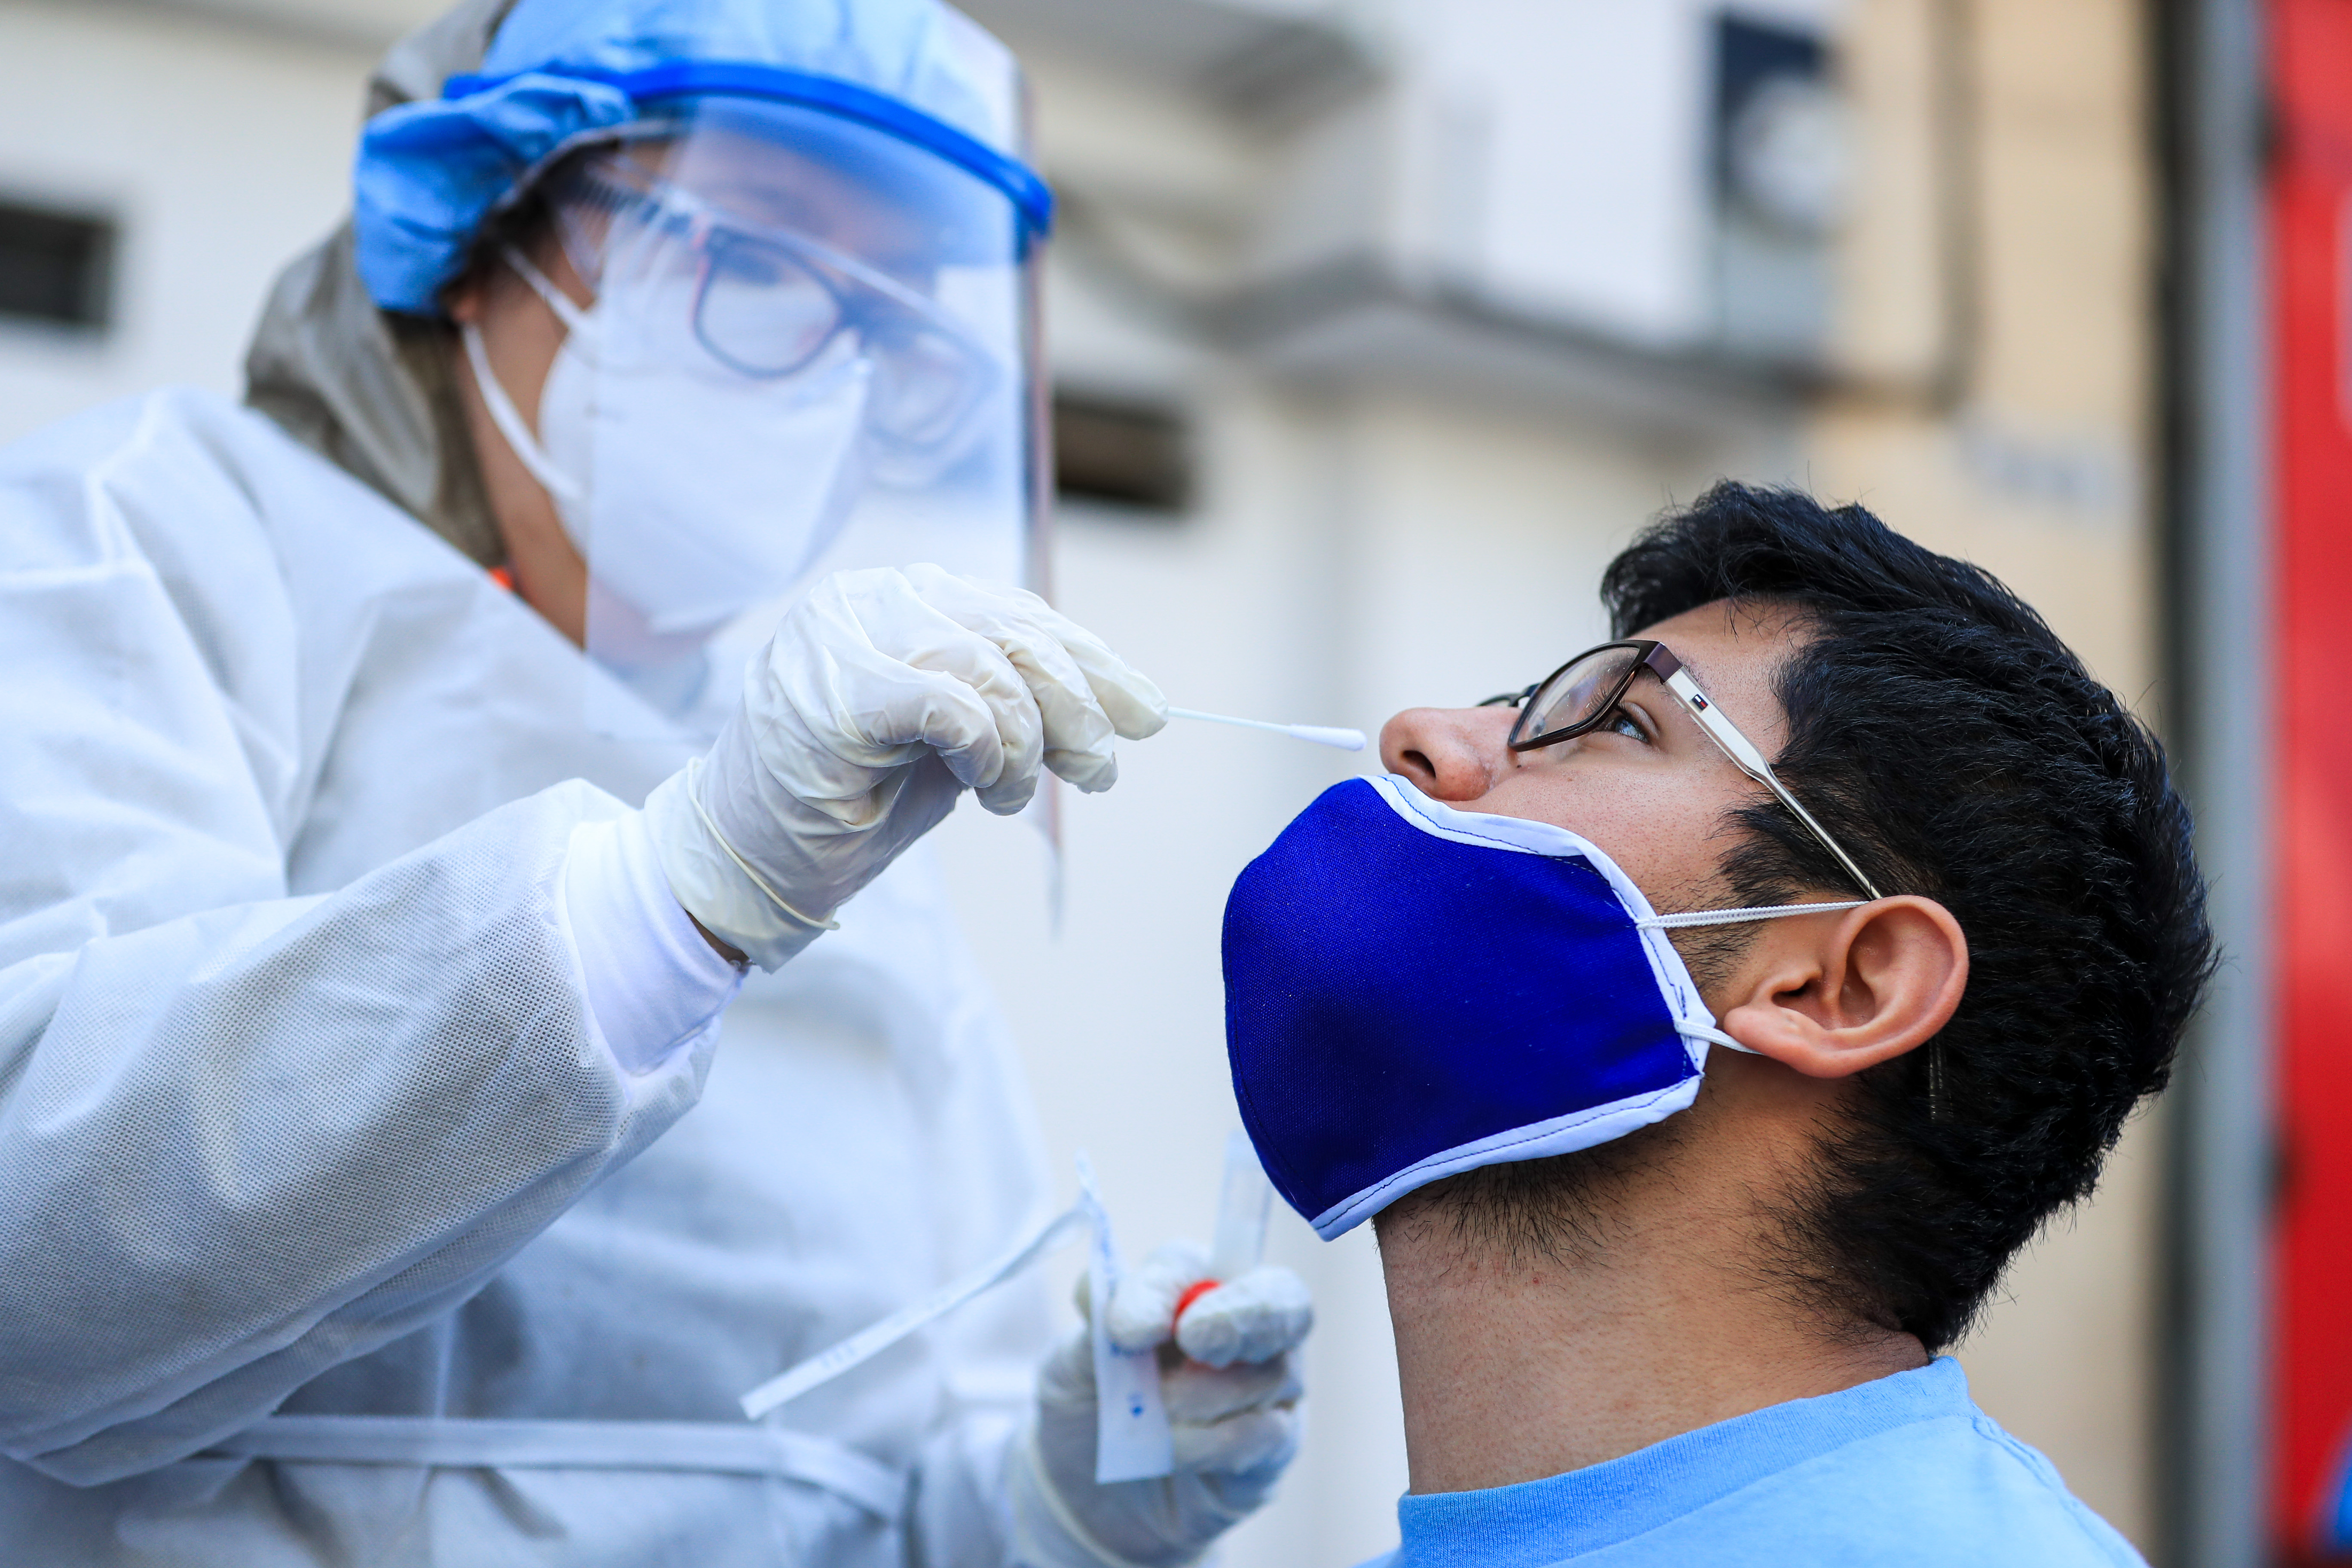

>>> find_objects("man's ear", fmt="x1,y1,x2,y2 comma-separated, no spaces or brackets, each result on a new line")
1716,897,1968,1078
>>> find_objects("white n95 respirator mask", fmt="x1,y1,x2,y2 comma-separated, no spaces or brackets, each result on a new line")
464,249,871,640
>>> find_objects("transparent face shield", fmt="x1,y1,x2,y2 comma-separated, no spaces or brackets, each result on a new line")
508,84,1043,738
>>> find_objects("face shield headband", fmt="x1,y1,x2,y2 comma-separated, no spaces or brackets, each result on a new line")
443,61,1054,244
1221,775,1871,1240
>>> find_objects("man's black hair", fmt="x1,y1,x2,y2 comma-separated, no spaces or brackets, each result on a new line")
1570,481,2211,1351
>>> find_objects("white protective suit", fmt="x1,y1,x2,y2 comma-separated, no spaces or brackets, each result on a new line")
0,385,1058,1566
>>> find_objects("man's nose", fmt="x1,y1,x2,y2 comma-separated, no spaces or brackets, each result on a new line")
1379,707,1513,801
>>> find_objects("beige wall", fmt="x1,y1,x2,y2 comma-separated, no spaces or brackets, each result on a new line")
1809,0,2163,1550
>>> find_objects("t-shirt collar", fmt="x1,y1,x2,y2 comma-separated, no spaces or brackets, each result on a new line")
1391,1356,1972,1568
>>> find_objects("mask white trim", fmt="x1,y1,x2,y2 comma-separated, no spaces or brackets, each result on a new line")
1307,1074,1703,1241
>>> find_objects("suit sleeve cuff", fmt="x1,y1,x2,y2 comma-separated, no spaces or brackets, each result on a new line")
561,810,744,1075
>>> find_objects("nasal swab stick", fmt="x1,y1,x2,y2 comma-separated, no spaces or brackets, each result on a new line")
1167,706,1366,751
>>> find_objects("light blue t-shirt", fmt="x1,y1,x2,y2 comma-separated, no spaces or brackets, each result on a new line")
1363,1357,2144,1568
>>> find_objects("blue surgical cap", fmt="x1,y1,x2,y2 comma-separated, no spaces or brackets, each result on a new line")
353,0,1038,315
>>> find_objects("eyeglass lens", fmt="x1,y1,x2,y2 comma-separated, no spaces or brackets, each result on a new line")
1519,645,1645,743
693,235,844,376
565,159,992,452
692,233,986,448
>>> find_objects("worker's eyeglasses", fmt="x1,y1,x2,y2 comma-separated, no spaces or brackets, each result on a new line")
561,159,1000,454
1481,640,1886,900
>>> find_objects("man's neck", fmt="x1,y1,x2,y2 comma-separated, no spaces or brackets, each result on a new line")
1377,1165,1929,1495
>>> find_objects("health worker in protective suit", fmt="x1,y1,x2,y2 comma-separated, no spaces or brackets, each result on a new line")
0,0,1311,1563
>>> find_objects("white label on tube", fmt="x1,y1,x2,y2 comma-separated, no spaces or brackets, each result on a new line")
1079,1155,1174,1483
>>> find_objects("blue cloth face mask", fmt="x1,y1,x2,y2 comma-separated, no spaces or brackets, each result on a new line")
1221,775,1865,1239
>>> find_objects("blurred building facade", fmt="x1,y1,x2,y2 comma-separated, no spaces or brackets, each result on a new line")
962,1,2170,1560
0,0,2189,1563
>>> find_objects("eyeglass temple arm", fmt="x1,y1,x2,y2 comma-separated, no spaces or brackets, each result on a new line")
1659,666,1886,901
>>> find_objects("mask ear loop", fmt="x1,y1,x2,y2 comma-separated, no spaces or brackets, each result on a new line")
1634,897,1949,1119
1636,901,1870,931
459,320,585,505
1635,900,1866,1057
454,243,606,507
502,243,595,337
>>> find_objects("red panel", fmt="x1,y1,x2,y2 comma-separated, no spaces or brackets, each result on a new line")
2270,0,2352,1556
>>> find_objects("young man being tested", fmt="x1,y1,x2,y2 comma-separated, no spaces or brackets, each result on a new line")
1217,484,2209,1566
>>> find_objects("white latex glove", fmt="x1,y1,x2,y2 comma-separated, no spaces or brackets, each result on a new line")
1010,1243,1313,1568
645,565,1167,968
1106,1240,1315,1368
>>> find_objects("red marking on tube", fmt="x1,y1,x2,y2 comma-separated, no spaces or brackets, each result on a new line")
488,566,515,593
1173,1279,1220,1325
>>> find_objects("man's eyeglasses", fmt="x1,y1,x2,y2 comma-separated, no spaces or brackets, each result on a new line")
1482,640,1885,901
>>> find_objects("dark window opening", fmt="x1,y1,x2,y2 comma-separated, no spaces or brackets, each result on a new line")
1712,14,1829,195
0,201,115,329
1053,392,1193,514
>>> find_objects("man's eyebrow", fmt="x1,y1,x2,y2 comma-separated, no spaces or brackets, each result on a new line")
1645,649,1712,693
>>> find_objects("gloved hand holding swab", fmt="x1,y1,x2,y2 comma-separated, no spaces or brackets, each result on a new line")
1167,707,1366,751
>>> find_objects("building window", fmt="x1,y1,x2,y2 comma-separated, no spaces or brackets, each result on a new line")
0,200,115,330
1053,392,1193,514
